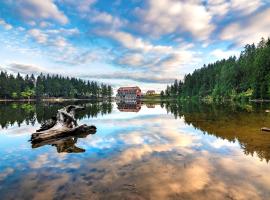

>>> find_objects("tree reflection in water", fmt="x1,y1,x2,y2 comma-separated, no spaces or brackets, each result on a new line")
1,101,270,161
1,101,270,199
163,101,270,162
0,101,113,128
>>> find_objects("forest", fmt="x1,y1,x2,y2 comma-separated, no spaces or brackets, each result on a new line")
0,71,113,99
0,102,113,129
162,38,270,101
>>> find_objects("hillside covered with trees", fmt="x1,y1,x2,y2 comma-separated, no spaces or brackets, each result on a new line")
162,38,270,101
0,71,113,100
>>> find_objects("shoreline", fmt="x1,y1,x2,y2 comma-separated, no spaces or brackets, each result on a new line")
0,98,113,102
1,98,270,103
249,99,270,102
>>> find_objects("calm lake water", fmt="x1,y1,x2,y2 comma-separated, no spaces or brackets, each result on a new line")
1,101,270,200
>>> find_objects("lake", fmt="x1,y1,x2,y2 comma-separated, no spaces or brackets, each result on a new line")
1,101,270,200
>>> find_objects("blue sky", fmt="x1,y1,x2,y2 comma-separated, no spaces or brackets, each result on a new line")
0,0,270,92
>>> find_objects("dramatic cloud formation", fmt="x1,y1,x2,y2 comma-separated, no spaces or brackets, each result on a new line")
0,0,269,91
135,0,215,40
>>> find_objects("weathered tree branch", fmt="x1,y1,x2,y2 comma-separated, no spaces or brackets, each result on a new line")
31,105,96,143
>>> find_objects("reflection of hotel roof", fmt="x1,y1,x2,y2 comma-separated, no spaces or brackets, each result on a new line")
118,86,141,91
118,108,141,112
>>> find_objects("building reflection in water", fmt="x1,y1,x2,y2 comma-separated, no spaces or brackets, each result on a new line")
146,103,155,108
116,100,142,112
2,101,270,199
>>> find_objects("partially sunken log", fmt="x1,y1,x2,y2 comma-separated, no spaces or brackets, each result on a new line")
31,105,96,143
261,127,270,132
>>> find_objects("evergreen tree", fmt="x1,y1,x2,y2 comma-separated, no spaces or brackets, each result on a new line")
0,71,113,99
165,38,270,101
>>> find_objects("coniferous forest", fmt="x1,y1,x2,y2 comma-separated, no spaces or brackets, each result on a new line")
0,72,113,99
162,38,270,101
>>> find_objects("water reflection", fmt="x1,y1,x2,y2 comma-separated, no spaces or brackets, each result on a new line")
164,101,270,162
32,132,95,153
0,101,113,128
1,101,270,199
117,101,142,112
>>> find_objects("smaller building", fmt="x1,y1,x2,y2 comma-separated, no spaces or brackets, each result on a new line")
146,90,155,95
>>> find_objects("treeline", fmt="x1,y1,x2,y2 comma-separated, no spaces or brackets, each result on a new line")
0,71,113,99
162,38,270,101
0,102,113,128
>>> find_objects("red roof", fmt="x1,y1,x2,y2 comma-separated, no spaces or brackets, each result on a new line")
118,86,141,91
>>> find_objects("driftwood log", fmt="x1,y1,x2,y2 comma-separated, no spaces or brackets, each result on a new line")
261,127,270,132
32,132,92,153
31,105,96,143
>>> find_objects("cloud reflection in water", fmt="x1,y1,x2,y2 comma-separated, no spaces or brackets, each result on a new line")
0,103,270,199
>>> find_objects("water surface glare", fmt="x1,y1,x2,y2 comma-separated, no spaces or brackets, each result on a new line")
0,101,270,200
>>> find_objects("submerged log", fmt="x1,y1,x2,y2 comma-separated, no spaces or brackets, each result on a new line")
31,105,96,143
261,127,270,132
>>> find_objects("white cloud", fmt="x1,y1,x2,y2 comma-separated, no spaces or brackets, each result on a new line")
136,0,214,40
230,0,262,15
53,36,68,48
46,28,79,35
7,63,46,74
97,30,172,53
91,11,126,28
17,27,25,31
206,0,230,17
62,50,111,65
0,19,13,30
39,21,52,28
207,0,262,17
60,0,96,12
96,29,201,79
210,49,240,60
27,27,78,50
117,53,146,67
27,20,36,26
220,8,270,45
28,29,48,44
157,51,195,69
76,0,97,12
16,0,68,24
80,71,177,84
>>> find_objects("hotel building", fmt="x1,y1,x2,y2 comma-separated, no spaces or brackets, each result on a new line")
116,86,142,101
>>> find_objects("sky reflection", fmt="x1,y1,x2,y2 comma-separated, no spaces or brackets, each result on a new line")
0,102,270,199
